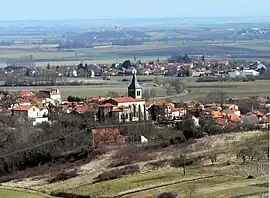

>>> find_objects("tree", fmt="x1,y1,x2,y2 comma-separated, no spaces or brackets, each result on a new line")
183,54,190,63
208,152,218,166
108,91,120,98
150,88,156,98
201,55,205,62
33,99,42,107
46,63,51,70
122,60,131,69
166,87,173,96
205,89,228,105
143,89,150,99
179,154,187,175
153,77,160,85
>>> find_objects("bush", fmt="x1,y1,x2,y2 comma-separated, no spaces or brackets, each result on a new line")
142,142,170,150
120,165,140,176
94,169,122,183
109,146,154,167
170,155,203,168
93,165,140,183
49,169,78,183
145,160,169,170
170,158,193,168
50,192,91,198
0,175,15,183
157,192,178,198
88,148,108,160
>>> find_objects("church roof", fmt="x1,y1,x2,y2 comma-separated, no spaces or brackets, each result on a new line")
128,72,141,89
110,97,145,103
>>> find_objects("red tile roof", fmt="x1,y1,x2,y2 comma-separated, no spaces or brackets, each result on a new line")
15,98,31,103
0,109,12,113
13,106,33,111
91,96,110,101
20,91,34,97
24,96,42,101
74,106,89,114
99,103,116,108
111,97,145,103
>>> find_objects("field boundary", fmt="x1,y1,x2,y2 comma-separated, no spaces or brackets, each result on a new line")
112,175,217,198
0,186,52,197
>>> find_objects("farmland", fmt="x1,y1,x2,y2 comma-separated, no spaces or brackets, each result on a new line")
3,131,268,198
1,77,270,101
0,187,51,198
0,39,270,67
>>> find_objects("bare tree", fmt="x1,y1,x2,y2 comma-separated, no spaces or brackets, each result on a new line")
208,152,218,166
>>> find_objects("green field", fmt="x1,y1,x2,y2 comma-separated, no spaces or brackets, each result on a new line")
1,84,166,99
65,167,268,198
0,188,51,198
171,80,270,102
2,78,270,101
0,39,270,67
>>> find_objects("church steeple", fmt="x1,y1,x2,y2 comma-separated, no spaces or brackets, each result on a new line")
128,70,142,99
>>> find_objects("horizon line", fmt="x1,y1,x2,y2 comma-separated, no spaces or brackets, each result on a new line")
1,16,270,22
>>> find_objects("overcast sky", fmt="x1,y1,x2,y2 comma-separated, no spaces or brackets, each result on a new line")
1,0,270,20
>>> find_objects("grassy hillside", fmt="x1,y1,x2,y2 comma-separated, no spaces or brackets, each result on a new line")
2,131,267,198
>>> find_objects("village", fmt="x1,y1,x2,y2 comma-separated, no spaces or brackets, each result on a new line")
1,55,269,87
0,66,269,146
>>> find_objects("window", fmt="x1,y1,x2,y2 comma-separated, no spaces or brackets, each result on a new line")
137,90,141,96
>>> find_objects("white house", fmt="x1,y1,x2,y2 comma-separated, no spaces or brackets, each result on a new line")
172,108,187,117
37,88,62,104
13,106,41,119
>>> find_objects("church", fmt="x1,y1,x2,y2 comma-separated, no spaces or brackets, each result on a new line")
98,71,148,122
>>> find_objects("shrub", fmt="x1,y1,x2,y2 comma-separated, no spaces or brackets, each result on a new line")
170,158,193,168
146,160,169,170
109,146,154,167
0,175,15,183
120,165,140,176
157,192,179,198
142,142,170,150
49,170,78,183
93,170,122,183
88,148,108,160
50,192,91,198
93,165,140,183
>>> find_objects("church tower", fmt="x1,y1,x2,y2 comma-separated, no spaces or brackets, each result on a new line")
128,70,142,99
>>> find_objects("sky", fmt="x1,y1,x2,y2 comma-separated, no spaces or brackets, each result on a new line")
1,0,270,20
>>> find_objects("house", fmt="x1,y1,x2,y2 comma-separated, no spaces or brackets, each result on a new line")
228,69,260,78
14,98,32,107
12,106,41,119
19,91,35,97
249,61,267,71
37,88,61,104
